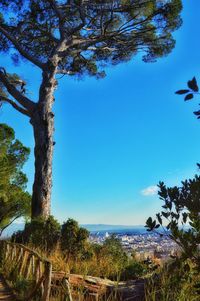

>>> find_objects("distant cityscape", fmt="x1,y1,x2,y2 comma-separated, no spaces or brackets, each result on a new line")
3,223,178,262
88,226,178,263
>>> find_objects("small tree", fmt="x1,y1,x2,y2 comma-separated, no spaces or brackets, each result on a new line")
0,123,30,236
0,0,183,219
61,218,89,261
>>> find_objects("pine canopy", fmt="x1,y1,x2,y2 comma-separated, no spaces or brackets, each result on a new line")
0,0,182,79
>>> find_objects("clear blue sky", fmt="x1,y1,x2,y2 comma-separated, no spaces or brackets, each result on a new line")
1,0,200,225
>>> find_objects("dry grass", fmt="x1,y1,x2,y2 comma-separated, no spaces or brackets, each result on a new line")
5,242,199,300
47,246,128,281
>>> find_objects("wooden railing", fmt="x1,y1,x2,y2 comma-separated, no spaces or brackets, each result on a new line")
0,241,115,301
0,240,52,301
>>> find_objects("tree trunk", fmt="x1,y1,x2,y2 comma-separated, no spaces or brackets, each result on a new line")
30,69,56,219
30,108,54,219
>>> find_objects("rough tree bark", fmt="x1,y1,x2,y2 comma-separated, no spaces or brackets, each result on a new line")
30,112,54,218
30,69,56,218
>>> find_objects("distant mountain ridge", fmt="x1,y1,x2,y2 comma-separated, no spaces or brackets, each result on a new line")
82,224,145,232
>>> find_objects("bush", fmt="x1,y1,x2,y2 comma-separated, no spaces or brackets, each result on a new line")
12,215,61,252
121,260,145,280
61,218,89,261
91,235,129,280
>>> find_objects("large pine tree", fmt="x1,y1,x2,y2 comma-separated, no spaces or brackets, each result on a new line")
0,0,182,218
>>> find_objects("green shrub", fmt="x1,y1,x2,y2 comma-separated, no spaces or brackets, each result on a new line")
61,218,89,261
12,215,61,252
121,260,146,280
93,235,129,280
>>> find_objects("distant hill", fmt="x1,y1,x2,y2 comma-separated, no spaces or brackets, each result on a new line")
82,224,145,232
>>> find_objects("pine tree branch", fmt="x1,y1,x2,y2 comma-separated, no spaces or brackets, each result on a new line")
57,35,111,58
56,70,75,75
0,69,35,112
47,0,66,39
0,96,30,117
0,25,45,69
0,215,21,237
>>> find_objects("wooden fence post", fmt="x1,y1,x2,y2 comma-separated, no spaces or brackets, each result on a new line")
63,278,73,301
42,261,52,301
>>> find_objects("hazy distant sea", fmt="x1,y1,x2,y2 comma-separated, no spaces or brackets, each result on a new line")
2,223,147,238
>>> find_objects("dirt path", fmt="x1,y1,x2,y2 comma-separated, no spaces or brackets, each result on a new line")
116,279,145,301
0,276,16,301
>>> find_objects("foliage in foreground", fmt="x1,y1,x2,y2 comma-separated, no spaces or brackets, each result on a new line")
145,259,200,301
146,172,200,269
145,166,200,300
0,123,31,236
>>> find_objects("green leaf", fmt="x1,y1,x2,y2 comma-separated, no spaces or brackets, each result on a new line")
184,93,193,101
175,89,190,94
145,217,153,227
187,77,199,92
194,110,200,116
152,220,156,228
162,211,170,219
156,213,162,225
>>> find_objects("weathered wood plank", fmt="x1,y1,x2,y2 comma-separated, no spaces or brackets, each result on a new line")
42,262,52,301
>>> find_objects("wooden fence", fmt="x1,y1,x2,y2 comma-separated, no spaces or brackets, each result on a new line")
0,241,115,301
0,240,52,301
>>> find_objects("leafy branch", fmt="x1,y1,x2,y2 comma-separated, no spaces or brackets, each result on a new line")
176,77,200,118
